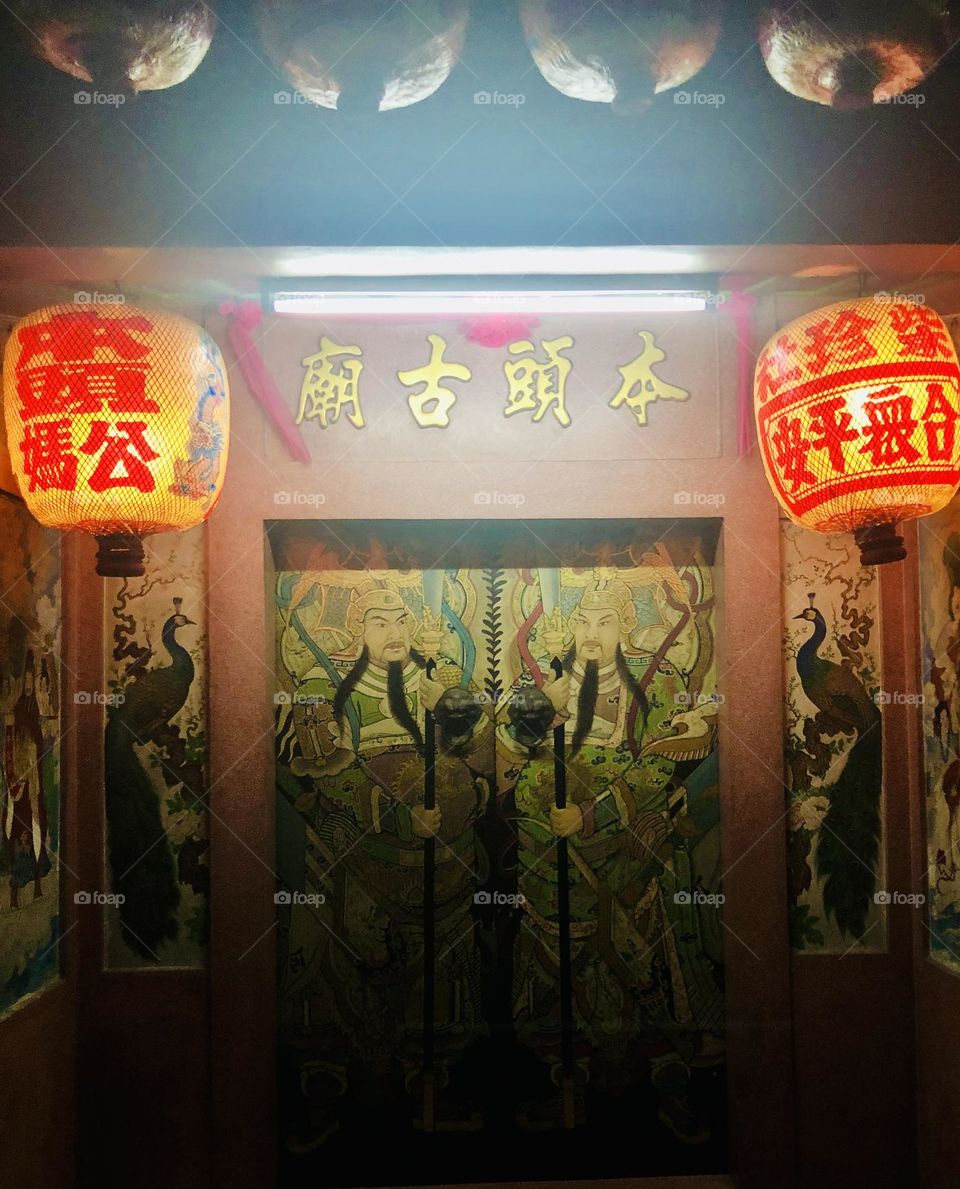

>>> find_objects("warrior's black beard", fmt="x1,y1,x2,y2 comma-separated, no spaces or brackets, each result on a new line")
333,646,369,728
570,659,599,756
387,659,424,752
333,646,425,752
564,644,648,755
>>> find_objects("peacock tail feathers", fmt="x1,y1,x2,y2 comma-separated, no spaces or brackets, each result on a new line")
105,712,181,960
815,720,883,941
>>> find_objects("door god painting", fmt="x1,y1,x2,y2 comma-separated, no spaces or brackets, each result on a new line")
498,562,723,1144
273,521,726,1184
276,568,494,1142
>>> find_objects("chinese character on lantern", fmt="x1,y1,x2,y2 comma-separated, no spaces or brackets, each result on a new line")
80,420,160,492
754,298,960,565
20,418,77,493
807,395,859,474
888,303,953,359
3,304,230,576
755,332,801,403
802,308,877,374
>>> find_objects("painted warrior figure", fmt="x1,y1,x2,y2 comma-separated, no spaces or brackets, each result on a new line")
500,574,724,1142
2,651,52,909
276,578,493,1149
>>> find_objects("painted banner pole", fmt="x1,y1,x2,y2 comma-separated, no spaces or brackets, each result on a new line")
420,569,444,1132
422,655,437,1131
551,654,576,1130
537,567,575,1128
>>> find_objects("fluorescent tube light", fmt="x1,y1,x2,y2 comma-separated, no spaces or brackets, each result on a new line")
281,246,702,276
271,290,709,316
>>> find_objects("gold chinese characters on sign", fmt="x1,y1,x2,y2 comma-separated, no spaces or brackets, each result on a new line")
295,330,688,431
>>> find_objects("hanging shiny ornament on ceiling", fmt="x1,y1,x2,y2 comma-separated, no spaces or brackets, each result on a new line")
258,0,471,114
11,1,217,93
758,1,949,109
754,298,960,565
520,0,724,115
2,304,229,577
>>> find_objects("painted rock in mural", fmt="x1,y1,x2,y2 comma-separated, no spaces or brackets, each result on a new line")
520,0,724,114
257,0,470,113
11,1,216,92
758,1,950,109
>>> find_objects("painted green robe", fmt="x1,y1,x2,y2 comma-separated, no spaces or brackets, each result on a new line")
500,652,723,1082
278,655,493,1093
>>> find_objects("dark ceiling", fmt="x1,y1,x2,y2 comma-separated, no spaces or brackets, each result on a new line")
1,0,959,252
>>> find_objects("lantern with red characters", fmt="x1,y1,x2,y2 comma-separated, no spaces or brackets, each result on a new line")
2,303,229,576
754,297,960,564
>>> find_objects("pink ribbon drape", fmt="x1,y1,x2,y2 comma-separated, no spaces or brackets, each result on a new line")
724,290,758,459
220,299,311,464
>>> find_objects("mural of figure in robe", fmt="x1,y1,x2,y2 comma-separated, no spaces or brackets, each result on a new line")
0,497,61,1016
919,513,960,973
270,523,728,1179
3,651,52,909
276,573,495,1151
499,564,724,1143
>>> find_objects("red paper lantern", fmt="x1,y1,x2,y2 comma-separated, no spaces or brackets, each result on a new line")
754,298,960,564
2,303,229,577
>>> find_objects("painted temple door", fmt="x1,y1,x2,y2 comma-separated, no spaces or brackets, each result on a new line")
270,520,726,1186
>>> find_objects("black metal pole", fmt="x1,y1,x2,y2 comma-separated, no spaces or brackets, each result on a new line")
551,656,576,1129
422,658,437,1131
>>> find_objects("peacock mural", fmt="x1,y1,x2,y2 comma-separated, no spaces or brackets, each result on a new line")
104,528,209,968
919,496,960,976
782,523,885,951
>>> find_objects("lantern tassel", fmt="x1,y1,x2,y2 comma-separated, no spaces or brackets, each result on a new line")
220,300,311,464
